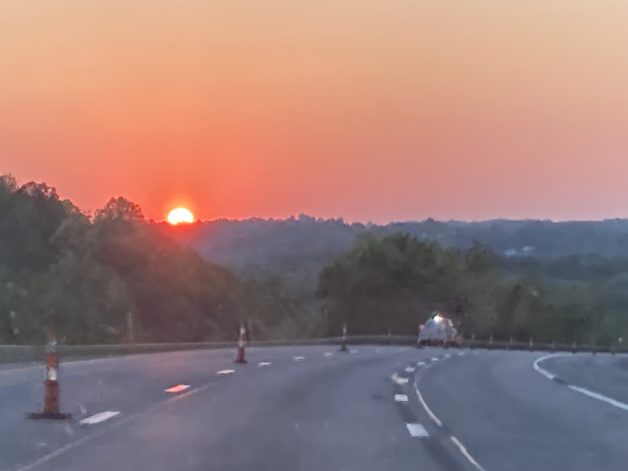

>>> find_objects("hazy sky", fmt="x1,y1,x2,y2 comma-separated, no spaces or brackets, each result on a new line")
2,0,628,222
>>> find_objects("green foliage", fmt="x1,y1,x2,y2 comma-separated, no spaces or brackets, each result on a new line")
0,181,247,344
318,234,499,335
318,234,628,344
2,174,628,346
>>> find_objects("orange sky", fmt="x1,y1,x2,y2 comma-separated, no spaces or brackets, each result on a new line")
2,0,628,222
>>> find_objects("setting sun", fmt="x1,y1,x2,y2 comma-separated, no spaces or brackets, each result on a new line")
167,207,195,225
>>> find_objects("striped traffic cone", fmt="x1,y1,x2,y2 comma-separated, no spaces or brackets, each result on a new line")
28,337,71,420
234,324,247,364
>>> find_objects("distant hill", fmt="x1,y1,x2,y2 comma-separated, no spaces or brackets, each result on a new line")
160,216,628,287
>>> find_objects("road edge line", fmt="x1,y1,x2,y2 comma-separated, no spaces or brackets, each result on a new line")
533,353,628,413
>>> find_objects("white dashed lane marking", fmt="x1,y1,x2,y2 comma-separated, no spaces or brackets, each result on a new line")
405,366,415,373
257,362,272,367
349,349,359,354
416,361,426,366
79,411,120,426
444,354,451,359
216,369,235,376
406,423,429,438
324,352,334,357
431,357,439,362
293,356,305,361
165,384,190,393
391,373,409,385
457,352,465,357
394,394,409,403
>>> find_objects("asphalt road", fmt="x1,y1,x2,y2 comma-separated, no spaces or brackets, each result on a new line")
2,346,628,471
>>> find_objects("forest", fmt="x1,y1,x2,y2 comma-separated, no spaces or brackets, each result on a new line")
1,174,627,346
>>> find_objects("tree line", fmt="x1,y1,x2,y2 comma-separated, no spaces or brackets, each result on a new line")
1,175,626,346
318,234,628,345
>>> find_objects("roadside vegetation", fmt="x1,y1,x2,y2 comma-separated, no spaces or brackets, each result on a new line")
1,175,626,346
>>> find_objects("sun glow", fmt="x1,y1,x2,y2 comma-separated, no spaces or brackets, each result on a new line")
167,207,195,225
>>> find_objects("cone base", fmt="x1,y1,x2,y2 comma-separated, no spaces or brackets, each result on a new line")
28,412,72,420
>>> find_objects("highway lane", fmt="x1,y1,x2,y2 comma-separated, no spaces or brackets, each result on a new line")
540,353,628,405
4,346,628,471
417,350,628,471
3,345,473,471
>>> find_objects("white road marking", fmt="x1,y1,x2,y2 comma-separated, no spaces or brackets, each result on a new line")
414,385,443,427
457,352,465,357
405,366,416,373
15,376,220,471
216,369,235,376
444,354,451,359
406,423,429,438
79,411,120,426
349,349,358,354
532,355,556,381
391,373,409,385
293,356,305,361
324,352,334,357
165,384,190,393
431,357,439,362
533,353,628,413
257,361,272,367
566,385,628,412
450,435,487,471
416,361,426,366
472,352,479,356
394,394,409,403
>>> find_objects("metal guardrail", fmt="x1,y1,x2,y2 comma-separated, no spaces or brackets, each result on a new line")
0,336,625,364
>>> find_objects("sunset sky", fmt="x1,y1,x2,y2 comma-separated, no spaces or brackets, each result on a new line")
2,0,628,222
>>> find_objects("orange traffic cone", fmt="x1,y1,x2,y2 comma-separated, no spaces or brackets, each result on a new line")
29,337,71,420
340,323,348,352
234,324,247,364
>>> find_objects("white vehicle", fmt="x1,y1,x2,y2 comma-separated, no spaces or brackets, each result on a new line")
418,313,460,347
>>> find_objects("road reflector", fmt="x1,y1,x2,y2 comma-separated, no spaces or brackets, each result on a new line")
165,384,190,393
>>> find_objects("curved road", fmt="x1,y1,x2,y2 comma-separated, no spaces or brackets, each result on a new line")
2,346,628,471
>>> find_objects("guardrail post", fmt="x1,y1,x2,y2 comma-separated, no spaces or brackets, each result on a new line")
572,340,577,354
340,323,348,352
235,323,247,364
507,337,513,350
470,333,476,349
488,334,494,350
528,337,534,351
